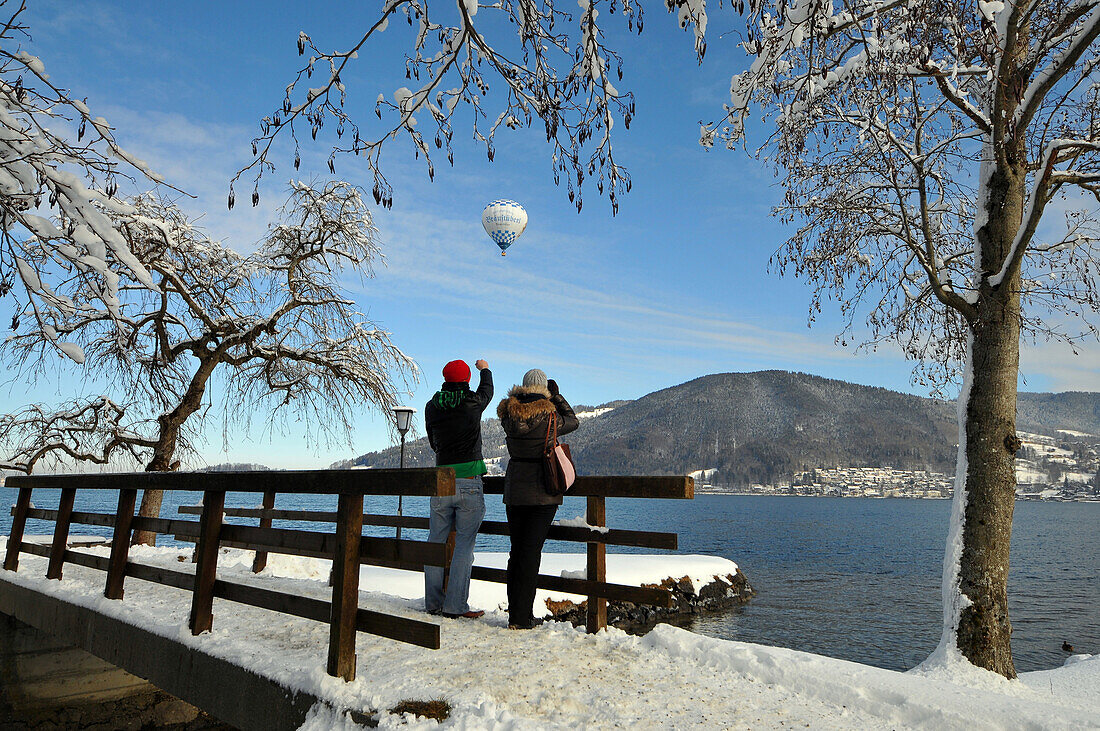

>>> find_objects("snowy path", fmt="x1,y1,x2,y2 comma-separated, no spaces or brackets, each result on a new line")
2,546,1097,730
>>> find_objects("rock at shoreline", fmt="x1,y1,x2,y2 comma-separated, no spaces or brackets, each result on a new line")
545,567,755,633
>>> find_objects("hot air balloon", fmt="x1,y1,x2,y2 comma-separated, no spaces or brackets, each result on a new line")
482,199,528,256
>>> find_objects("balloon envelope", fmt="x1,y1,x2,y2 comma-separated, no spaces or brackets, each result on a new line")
482,199,528,255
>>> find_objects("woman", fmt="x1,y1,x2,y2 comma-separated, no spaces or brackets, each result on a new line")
497,368,580,629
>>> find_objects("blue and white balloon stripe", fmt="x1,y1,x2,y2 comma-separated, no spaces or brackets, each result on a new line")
482,199,528,256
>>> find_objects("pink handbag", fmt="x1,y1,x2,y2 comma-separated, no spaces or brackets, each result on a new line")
543,412,576,495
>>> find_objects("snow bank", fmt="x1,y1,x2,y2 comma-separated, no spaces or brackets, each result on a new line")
249,551,739,616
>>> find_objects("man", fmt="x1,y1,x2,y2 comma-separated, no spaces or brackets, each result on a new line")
423,358,493,618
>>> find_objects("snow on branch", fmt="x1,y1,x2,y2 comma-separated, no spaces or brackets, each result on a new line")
1014,0,1100,132
1,181,417,472
0,1,184,356
710,0,1100,387
0,396,155,474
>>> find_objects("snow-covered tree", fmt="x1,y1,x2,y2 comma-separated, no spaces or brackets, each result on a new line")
0,181,416,545
1,1,168,353
714,0,1100,679
250,0,1100,677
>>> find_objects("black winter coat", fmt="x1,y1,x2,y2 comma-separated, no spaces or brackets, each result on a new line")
425,369,494,467
497,385,579,505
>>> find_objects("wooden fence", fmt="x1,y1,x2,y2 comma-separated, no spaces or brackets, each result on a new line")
180,474,694,634
4,469,694,682
3,468,453,681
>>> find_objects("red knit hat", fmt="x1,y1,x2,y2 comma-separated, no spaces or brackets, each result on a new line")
442,360,471,383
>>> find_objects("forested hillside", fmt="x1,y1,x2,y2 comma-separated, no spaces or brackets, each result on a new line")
337,371,1100,486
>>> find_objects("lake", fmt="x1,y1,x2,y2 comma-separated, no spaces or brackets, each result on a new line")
1,488,1095,673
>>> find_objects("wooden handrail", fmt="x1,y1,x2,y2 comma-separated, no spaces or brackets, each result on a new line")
2,470,458,684
3,469,694,683
6,467,457,496
468,566,672,606
481,474,693,499
175,506,678,550
14,542,440,649
21,507,449,569
175,474,695,632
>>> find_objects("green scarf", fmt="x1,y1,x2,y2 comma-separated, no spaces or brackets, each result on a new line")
434,389,465,409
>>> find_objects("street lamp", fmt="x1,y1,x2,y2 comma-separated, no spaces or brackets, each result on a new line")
392,407,415,540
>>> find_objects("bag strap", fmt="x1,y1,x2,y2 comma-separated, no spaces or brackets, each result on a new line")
544,411,558,455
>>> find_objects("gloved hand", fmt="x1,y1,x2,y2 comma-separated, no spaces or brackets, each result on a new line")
547,379,559,396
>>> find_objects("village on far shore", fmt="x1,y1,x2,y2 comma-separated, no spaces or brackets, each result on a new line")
688,430,1100,503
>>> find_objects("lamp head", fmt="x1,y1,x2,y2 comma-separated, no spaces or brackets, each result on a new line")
392,407,415,435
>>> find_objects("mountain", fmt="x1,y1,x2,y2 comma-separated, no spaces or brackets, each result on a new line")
1016,391,1100,435
564,371,958,484
336,371,1100,486
197,462,275,472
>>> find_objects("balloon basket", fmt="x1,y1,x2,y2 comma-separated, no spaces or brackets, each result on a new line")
501,251,506,256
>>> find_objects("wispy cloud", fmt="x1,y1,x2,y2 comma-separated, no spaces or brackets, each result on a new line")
358,193,894,390
1020,339,1100,393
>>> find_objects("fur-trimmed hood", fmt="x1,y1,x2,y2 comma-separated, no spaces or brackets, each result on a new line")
497,384,555,422
498,384,580,506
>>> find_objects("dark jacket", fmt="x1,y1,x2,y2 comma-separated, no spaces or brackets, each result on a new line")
425,369,494,470
497,384,579,505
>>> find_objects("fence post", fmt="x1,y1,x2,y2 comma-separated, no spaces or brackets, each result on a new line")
327,491,363,681
46,487,76,580
3,487,32,572
586,495,607,633
251,489,276,574
189,490,225,635
104,488,137,600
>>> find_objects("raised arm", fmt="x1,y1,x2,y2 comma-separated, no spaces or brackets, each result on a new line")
473,360,494,411
547,380,579,437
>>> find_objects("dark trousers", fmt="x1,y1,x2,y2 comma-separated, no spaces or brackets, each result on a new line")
505,503,558,625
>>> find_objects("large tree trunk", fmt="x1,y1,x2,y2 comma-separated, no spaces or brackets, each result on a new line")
956,289,1020,679
132,357,218,547
952,142,1026,677
131,416,184,547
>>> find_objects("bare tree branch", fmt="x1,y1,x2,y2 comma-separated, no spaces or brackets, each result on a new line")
1,182,416,504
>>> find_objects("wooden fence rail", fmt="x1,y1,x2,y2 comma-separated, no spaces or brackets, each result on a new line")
4,469,694,681
179,473,694,634
3,468,454,681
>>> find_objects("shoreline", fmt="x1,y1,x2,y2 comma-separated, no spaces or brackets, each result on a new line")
691,490,1100,503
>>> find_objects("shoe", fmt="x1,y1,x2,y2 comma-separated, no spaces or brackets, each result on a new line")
507,618,543,630
442,610,485,619
426,608,442,616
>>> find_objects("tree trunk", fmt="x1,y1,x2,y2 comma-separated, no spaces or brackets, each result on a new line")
132,356,219,547
956,291,1020,678
953,146,1025,677
131,417,184,547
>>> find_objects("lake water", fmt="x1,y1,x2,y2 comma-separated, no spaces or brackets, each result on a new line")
1,488,1095,673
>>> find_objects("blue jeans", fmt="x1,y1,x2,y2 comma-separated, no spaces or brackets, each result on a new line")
424,476,486,614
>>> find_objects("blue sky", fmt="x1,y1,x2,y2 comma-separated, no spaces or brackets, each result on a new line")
4,2,1097,469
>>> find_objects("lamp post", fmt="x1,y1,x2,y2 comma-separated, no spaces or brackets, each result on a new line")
393,407,415,540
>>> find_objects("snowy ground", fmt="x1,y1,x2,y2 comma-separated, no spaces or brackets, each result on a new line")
1,544,1097,730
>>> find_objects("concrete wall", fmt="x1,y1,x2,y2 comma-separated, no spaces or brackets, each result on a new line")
1,614,232,730
0,577,337,731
